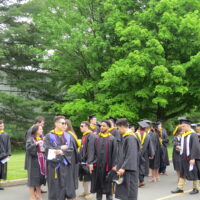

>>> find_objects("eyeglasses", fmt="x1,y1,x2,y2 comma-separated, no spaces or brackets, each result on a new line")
60,122,66,125
80,125,84,128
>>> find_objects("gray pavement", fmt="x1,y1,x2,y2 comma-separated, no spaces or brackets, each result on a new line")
1,164,200,200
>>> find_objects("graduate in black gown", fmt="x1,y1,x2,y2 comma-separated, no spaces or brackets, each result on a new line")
115,118,139,200
24,116,45,171
79,121,96,199
45,116,77,200
172,127,182,180
91,120,117,200
65,119,80,191
26,125,46,200
135,121,154,187
149,122,161,182
158,121,169,175
171,119,200,195
0,120,11,190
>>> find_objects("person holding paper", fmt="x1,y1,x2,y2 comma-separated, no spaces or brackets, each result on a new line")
44,115,77,200
171,118,200,195
26,125,46,200
0,120,11,190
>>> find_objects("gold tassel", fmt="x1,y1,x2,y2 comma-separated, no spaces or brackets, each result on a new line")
54,168,58,179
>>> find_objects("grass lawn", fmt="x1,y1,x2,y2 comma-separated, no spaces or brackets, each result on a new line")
7,151,27,180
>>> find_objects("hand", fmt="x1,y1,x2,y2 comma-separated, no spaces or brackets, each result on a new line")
89,165,94,174
61,145,68,150
117,168,125,176
190,159,195,165
35,140,43,146
112,166,117,171
55,150,63,155
176,146,181,152
149,156,154,160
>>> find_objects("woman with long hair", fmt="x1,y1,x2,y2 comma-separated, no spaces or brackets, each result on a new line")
26,125,46,200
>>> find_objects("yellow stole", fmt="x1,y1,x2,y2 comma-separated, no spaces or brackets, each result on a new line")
122,132,136,138
83,130,91,136
50,129,63,135
90,125,96,130
136,131,147,145
183,131,192,137
35,136,42,141
68,130,81,148
159,128,163,145
0,130,4,134
172,125,180,135
108,127,116,132
99,132,111,138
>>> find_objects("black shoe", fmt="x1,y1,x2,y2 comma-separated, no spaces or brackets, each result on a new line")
189,188,199,195
171,188,184,193
0,187,4,190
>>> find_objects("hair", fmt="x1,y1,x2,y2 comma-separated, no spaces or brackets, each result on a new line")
116,118,129,128
101,120,112,128
175,127,182,135
65,119,75,133
34,116,45,124
88,115,96,122
81,121,90,128
54,115,65,123
0,120,4,124
31,125,41,137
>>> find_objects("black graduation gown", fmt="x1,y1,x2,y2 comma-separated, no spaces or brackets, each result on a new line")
44,132,76,200
109,128,121,162
91,134,117,194
24,127,32,170
0,132,11,180
26,137,46,186
172,136,181,171
180,133,200,180
159,129,170,169
149,131,161,170
79,132,96,182
67,132,79,190
115,135,139,200
136,133,155,176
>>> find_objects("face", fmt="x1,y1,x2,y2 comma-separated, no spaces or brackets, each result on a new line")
38,120,45,127
0,123,4,130
80,123,88,133
196,126,200,133
117,126,126,134
36,126,43,136
100,122,109,133
130,127,135,132
90,117,97,125
55,118,66,131
180,123,190,132
109,120,114,128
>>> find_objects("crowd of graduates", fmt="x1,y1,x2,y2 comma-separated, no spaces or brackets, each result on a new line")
0,115,200,200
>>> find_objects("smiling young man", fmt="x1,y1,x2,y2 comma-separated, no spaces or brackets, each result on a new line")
91,120,117,200
45,116,77,200
171,119,200,195
115,118,139,200
0,120,11,190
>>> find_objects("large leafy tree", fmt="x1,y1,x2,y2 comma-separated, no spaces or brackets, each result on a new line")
34,0,200,124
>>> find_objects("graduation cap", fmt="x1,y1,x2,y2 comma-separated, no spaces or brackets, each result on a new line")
105,170,117,183
191,124,197,127
197,123,200,127
178,117,187,121
179,119,192,125
138,121,149,128
141,119,152,124
152,122,159,128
